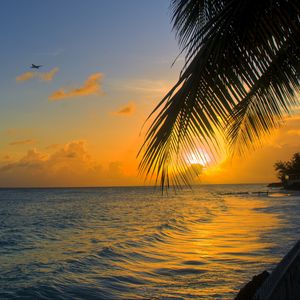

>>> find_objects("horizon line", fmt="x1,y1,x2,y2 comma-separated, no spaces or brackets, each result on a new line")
0,182,271,189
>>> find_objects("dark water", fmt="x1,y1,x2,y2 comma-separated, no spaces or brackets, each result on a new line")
0,184,300,299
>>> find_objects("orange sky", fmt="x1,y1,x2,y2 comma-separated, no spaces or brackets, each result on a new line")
0,113,299,187
202,114,300,184
0,1,299,187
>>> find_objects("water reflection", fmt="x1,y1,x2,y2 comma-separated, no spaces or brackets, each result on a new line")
0,186,295,299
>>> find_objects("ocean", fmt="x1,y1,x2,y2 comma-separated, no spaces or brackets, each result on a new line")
0,184,299,299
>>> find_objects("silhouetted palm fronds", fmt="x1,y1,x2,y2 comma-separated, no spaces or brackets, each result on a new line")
139,0,300,189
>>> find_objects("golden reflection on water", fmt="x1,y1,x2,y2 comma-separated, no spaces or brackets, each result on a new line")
1,189,283,299
121,196,281,298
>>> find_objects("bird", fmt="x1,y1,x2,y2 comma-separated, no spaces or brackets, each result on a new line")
30,64,42,69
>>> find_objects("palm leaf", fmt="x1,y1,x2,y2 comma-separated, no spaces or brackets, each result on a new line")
139,0,300,189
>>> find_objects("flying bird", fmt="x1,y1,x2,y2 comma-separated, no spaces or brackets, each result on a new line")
31,64,42,69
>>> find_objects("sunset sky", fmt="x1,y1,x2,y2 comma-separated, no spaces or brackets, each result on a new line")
1,0,299,187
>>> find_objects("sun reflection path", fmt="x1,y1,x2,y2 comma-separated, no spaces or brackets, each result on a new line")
125,195,281,298
0,188,283,299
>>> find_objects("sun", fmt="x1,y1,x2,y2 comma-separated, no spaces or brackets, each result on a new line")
186,150,211,166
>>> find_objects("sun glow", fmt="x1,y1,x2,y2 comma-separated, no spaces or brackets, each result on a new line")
186,150,211,166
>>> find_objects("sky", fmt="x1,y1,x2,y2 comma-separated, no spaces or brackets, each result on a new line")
0,0,299,187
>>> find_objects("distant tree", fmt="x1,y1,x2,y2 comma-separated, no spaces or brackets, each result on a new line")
274,153,300,183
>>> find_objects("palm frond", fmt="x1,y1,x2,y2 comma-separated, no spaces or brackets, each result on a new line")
228,33,300,155
139,0,300,189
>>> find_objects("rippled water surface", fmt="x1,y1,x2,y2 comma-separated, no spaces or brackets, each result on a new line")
1,184,300,299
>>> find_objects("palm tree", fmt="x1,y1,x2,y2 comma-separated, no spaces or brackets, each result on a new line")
139,0,300,189
274,152,300,184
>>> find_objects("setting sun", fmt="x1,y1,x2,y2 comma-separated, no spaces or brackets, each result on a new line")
0,1,300,299
186,150,211,166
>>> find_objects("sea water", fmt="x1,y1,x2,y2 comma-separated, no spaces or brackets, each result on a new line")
0,184,300,299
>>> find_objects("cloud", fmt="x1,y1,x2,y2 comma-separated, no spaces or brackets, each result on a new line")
0,149,48,172
0,140,138,187
39,67,59,81
45,143,60,150
16,72,35,82
16,67,59,82
0,140,93,175
49,72,104,101
288,129,300,136
113,101,136,116
9,139,36,146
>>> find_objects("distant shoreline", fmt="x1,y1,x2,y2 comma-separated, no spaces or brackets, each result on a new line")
0,183,270,190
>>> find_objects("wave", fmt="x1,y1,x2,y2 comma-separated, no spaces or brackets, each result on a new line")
1,185,300,299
